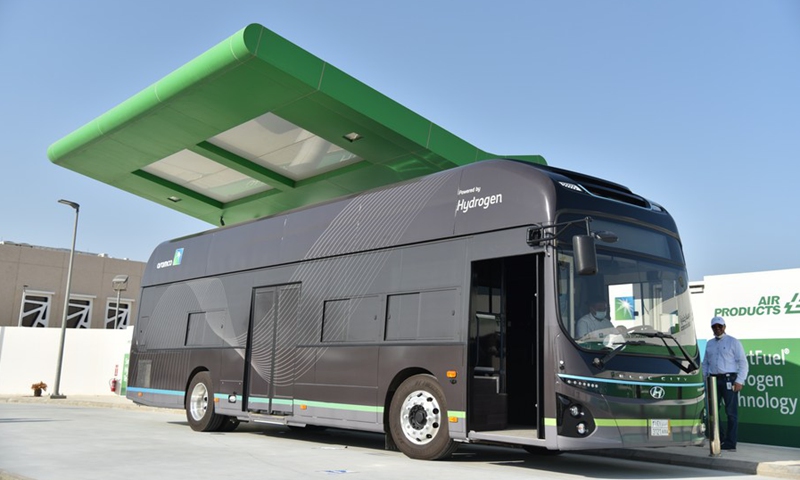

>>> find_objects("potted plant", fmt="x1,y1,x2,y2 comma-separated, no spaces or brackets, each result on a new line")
31,381,47,397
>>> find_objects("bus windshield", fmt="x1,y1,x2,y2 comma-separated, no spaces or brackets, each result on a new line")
556,217,697,358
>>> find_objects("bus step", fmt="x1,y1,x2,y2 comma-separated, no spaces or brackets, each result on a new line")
469,428,540,444
248,412,291,425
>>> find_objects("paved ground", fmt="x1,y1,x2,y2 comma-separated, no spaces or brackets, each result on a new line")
2,394,798,479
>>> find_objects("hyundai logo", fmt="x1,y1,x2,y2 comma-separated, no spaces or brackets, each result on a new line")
650,386,666,399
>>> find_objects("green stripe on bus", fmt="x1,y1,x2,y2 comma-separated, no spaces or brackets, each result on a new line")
596,419,701,428
210,396,466,417
296,399,384,413
597,419,647,427
533,418,699,429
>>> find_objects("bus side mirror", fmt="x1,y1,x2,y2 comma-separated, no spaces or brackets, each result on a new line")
573,235,597,275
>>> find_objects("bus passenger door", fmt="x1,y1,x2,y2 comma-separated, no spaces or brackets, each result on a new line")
469,255,541,434
245,284,298,415
469,260,508,431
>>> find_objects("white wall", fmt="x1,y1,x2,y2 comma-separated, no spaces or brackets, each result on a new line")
0,326,132,395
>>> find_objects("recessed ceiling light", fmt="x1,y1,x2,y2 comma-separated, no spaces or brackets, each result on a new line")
343,132,363,143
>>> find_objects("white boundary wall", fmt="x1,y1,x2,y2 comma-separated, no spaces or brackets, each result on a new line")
0,327,132,395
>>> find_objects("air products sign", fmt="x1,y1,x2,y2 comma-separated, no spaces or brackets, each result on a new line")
739,344,796,416
692,269,800,447
713,293,800,318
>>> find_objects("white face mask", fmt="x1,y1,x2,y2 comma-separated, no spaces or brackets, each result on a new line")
594,310,607,320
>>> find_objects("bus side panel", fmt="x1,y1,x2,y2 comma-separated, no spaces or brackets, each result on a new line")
214,347,247,415
294,345,381,427
127,275,252,408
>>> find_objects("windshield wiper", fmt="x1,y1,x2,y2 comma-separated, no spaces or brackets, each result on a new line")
592,340,647,369
629,331,700,373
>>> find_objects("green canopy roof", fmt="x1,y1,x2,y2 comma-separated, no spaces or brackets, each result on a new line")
48,23,545,226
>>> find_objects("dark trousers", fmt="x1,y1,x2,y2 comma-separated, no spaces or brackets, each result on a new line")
715,374,739,448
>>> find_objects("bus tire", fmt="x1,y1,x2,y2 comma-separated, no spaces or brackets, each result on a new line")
185,372,224,432
389,374,458,460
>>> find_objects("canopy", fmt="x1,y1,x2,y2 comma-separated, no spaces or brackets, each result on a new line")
48,23,544,226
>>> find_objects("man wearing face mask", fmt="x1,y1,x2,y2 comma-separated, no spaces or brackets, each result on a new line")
575,299,614,338
702,316,748,452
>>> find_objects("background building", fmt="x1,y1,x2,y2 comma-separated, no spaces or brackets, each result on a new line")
0,241,144,329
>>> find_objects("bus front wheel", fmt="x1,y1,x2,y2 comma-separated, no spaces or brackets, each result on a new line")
186,372,224,432
389,374,458,460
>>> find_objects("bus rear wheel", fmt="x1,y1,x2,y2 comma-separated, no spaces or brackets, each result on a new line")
186,372,224,432
389,374,458,460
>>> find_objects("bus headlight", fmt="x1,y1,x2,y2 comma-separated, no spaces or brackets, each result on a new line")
557,394,596,437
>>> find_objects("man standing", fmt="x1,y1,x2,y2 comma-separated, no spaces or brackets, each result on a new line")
702,316,748,452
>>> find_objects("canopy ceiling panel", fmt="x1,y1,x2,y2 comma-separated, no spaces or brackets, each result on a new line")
48,23,545,226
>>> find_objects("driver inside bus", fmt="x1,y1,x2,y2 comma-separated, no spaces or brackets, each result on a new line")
576,299,616,338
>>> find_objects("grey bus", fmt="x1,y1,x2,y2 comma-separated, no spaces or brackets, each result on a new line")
126,158,705,460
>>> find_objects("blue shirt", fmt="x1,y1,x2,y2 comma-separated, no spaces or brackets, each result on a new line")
702,334,749,384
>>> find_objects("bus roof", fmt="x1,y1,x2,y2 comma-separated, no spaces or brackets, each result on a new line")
47,23,545,227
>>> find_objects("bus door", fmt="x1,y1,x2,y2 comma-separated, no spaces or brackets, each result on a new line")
469,255,542,434
245,284,299,415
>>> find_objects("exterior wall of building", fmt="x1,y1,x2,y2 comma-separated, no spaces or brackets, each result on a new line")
690,268,800,448
0,326,132,395
0,242,145,329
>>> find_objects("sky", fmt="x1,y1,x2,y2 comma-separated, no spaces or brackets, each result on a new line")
1,1,799,281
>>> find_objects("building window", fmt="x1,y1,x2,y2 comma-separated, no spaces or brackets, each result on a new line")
19,291,53,328
67,296,94,329
105,299,132,329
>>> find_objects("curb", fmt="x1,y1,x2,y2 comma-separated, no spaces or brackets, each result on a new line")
1,395,180,414
580,448,800,479
580,448,758,475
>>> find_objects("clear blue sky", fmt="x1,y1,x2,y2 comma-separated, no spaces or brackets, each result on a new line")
1,1,799,281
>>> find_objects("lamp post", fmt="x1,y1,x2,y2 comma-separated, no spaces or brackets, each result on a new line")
52,199,79,399
111,275,129,329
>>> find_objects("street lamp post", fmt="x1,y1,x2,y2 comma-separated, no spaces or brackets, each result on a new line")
52,199,79,399
111,275,129,329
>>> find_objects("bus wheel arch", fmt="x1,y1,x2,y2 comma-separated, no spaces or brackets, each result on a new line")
185,370,225,432
388,373,458,460
383,368,429,430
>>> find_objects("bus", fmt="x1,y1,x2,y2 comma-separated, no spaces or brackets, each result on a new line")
126,158,705,460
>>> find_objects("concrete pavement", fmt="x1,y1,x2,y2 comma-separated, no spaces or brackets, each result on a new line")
3,394,799,479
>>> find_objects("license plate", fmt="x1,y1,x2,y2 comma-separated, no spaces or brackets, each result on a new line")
650,419,670,436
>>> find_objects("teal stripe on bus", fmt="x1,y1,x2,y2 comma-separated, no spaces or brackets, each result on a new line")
127,387,183,396
558,374,703,388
